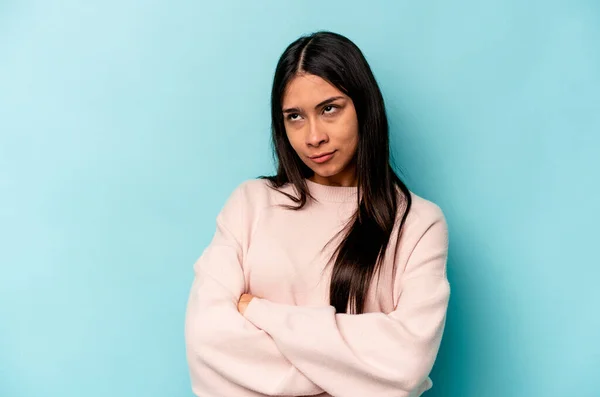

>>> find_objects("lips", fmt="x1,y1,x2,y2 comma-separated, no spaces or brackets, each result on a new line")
309,150,336,164
310,151,335,160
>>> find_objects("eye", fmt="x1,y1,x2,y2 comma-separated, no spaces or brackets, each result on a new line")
323,105,338,115
286,113,302,121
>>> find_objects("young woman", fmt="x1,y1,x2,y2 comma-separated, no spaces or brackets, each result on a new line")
184,31,450,397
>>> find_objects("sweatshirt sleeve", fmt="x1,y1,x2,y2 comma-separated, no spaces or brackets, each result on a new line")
184,182,323,397
242,210,450,397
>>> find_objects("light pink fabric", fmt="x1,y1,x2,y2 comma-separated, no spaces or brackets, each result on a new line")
185,178,450,397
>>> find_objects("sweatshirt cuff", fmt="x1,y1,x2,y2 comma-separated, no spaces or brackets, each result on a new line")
244,298,309,332
242,297,279,330
243,298,334,334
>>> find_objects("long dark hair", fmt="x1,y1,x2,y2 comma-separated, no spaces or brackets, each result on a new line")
261,31,412,314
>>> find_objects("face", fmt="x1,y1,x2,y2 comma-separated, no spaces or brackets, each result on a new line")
282,73,359,187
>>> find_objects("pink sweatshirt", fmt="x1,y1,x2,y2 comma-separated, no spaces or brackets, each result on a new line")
184,178,450,397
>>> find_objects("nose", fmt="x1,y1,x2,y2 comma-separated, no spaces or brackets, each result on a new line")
306,119,329,147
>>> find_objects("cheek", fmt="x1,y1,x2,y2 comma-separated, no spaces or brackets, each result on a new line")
336,118,359,150
343,136,358,162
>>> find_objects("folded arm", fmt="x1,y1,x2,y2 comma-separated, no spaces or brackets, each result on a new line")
184,184,323,396
243,213,450,397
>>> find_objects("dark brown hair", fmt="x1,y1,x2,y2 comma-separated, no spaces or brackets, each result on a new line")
262,31,412,314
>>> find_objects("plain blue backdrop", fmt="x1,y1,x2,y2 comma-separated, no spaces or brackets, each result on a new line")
1,1,598,396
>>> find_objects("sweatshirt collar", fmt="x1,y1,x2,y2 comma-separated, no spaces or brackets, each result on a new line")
305,178,358,203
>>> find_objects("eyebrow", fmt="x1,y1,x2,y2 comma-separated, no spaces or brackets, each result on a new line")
282,96,345,113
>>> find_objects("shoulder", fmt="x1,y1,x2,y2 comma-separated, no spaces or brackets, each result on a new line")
406,191,446,227
232,178,271,195
224,177,287,215
229,178,278,201
216,178,275,230
389,189,449,281
395,189,448,248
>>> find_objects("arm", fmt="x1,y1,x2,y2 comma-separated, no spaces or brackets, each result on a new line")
242,211,450,397
184,183,323,396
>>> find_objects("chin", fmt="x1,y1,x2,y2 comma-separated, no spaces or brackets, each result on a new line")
311,165,341,178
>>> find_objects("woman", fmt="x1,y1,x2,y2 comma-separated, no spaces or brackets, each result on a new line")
184,31,450,397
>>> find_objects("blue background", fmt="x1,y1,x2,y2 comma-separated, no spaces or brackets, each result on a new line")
1,1,598,396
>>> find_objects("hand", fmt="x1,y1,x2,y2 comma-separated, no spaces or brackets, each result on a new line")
237,293,255,315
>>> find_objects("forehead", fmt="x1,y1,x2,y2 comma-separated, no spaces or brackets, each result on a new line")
282,74,345,107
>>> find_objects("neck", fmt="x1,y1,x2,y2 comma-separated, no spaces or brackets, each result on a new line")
309,169,357,187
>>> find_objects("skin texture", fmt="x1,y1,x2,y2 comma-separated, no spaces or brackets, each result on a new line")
282,73,359,187
238,73,360,314
238,293,254,315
